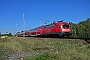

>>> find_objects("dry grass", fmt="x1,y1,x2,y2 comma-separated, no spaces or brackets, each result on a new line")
0,37,90,60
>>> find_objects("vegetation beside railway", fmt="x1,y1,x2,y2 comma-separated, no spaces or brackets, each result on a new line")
0,37,90,60
69,18,90,38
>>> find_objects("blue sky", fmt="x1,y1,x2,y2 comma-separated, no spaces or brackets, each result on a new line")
0,0,90,34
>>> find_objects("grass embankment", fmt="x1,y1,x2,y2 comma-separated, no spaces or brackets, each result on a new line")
0,37,90,60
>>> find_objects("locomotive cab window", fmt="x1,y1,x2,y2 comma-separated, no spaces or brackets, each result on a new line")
62,24,69,28
58,26,60,28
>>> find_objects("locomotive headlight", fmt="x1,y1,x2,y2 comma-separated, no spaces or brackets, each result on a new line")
68,29,71,31
62,29,65,31
67,29,69,31
62,29,70,32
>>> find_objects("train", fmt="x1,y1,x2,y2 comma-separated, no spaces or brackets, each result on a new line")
17,21,71,37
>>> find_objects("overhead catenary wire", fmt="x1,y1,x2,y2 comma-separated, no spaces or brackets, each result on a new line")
27,0,40,14
26,0,89,28
24,0,44,29
63,7,90,23
67,0,90,21
46,0,89,21
60,0,89,20
27,0,44,16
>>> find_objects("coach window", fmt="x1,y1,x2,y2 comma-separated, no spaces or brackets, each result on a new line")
58,26,60,28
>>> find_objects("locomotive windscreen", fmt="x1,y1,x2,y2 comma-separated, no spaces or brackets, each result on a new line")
62,24,69,28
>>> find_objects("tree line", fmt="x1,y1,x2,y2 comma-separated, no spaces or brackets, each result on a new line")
69,18,90,38
0,32,12,37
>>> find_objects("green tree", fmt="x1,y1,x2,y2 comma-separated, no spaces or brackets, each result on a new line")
0,32,1,37
8,32,12,36
69,22,77,37
70,18,90,38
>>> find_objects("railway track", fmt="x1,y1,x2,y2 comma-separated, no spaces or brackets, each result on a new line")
20,36,90,44
70,37,90,44
31,36,90,44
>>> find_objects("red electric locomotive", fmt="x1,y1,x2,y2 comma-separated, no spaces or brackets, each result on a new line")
17,21,71,37
41,21,71,37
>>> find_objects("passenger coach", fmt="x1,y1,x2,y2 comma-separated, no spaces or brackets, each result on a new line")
17,21,71,37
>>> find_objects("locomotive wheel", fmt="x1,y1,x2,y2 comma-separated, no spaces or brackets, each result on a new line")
64,35,69,38
41,35,47,38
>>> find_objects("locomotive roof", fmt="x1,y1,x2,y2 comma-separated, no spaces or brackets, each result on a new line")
44,21,68,27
